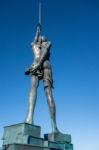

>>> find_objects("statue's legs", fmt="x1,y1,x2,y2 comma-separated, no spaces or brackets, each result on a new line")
44,81,58,132
25,75,39,124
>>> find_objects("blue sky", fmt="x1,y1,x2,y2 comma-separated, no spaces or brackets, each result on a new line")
0,0,99,150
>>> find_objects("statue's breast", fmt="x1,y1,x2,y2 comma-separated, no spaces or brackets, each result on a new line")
32,43,41,60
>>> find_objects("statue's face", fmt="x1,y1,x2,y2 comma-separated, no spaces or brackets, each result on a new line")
41,36,47,42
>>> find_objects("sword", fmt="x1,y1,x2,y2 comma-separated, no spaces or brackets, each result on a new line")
35,2,42,33
38,1,42,31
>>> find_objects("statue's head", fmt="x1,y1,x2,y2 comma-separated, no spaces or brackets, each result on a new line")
30,35,47,47
41,36,47,42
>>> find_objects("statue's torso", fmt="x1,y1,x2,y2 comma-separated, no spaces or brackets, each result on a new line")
32,43,41,64
32,42,53,87
32,41,52,82
32,41,50,68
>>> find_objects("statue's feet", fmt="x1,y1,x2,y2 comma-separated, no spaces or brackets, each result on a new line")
52,123,61,133
53,127,60,133
25,118,34,124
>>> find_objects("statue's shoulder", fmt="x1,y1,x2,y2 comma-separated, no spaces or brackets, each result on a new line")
32,41,41,49
47,40,51,44
42,41,52,48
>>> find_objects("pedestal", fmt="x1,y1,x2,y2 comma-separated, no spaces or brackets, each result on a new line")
2,123,74,150
44,132,73,150
44,132,71,143
2,123,43,147
2,144,44,150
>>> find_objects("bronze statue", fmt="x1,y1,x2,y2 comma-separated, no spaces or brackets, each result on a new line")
25,3,59,133
25,23,59,133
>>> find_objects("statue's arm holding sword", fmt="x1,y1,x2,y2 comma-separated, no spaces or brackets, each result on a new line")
25,24,41,75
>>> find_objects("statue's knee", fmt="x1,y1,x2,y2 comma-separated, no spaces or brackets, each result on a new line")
31,80,38,88
45,86,51,95
47,94,55,108
32,82,38,88
50,99,55,108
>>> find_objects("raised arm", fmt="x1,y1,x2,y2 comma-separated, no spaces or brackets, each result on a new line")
34,24,41,43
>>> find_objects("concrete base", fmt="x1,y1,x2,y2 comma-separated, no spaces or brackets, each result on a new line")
2,123,74,150
2,144,44,150
44,132,71,143
44,141,64,149
2,144,60,150
3,123,43,147
44,132,73,150
44,140,73,150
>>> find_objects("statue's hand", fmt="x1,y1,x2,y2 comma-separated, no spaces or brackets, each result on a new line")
25,64,34,75
37,23,41,33
32,63,40,72
25,68,31,75
25,63,40,75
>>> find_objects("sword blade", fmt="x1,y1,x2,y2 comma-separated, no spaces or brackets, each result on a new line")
39,2,42,25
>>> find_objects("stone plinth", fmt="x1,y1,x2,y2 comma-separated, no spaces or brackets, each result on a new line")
3,123,43,147
2,123,74,150
44,132,73,150
2,144,44,150
44,132,71,143
44,140,73,150
44,140,64,149
3,123,41,139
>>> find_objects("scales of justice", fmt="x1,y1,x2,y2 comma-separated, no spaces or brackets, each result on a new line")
1,2,74,150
